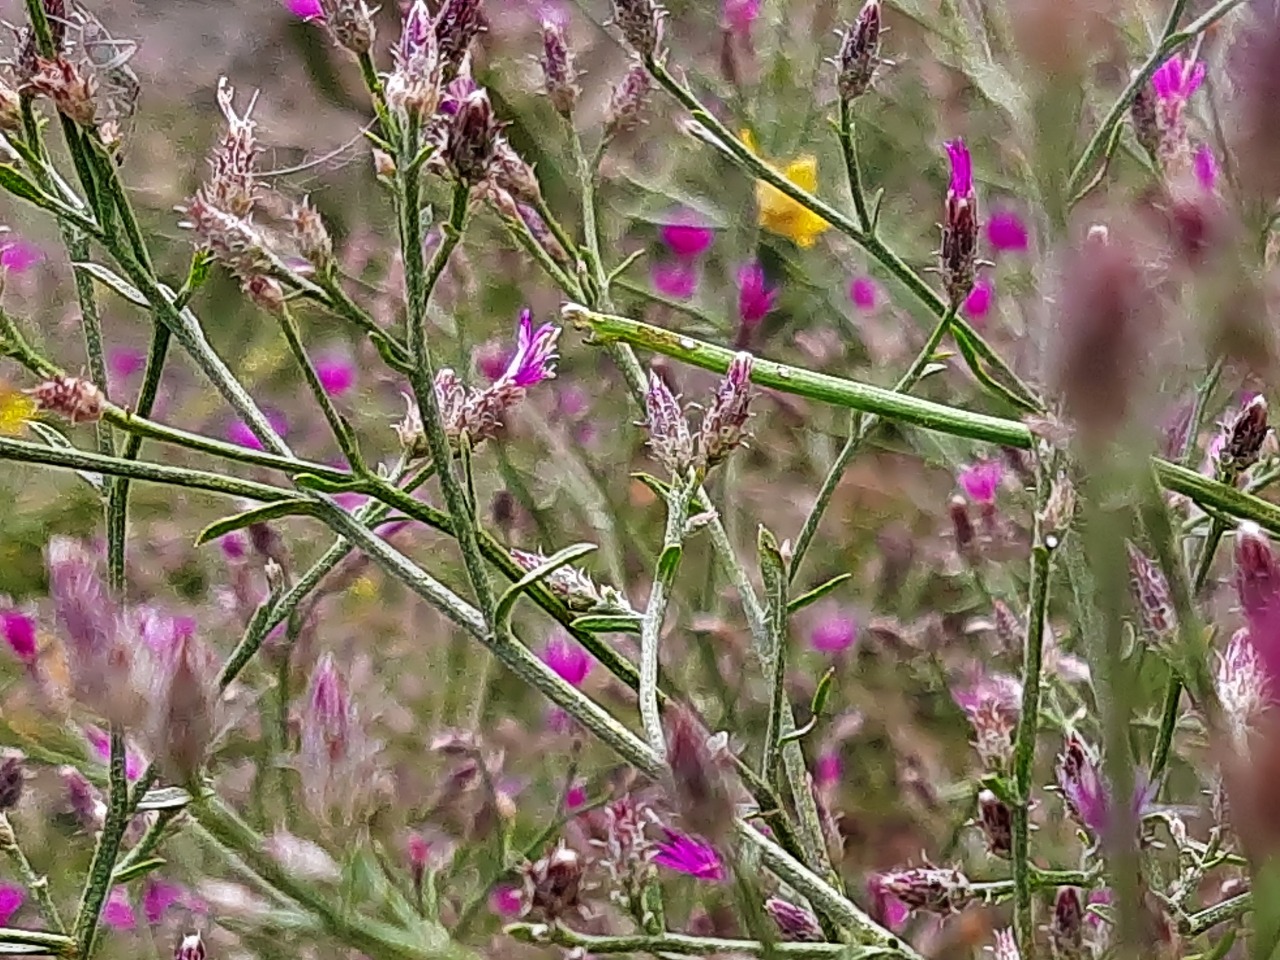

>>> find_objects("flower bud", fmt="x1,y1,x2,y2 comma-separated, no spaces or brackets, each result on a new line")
1218,628,1270,748
1051,887,1085,960
511,550,631,614
0,756,24,812
61,765,106,831
1219,395,1270,479
874,866,972,914
243,275,285,315
289,199,332,270
1130,76,1161,161
664,704,736,844
699,352,755,469
175,933,206,960
604,63,652,140
540,17,579,117
765,897,823,941
446,89,500,183
941,139,979,306
836,0,881,101
29,376,104,424
611,0,663,58
435,0,485,78
1126,541,1176,650
298,654,372,821
147,628,218,785
523,843,583,920
644,370,694,476
976,789,1011,858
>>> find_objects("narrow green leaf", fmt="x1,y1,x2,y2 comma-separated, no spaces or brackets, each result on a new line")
196,499,319,546
631,472,673,501
570,614,642,634
0,165,50,208
495,543,599,630
293,472,366,493
655,544,682,583
111,856,167,884
72,261,148,307
787,573,852,615
810,666,836,718
135,786,194,810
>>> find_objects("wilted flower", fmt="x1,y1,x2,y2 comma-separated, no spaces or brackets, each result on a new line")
1217,395,1270,479
653,829,723,881
315,0,376,54
523,844,584,920
986,210,1029,252
202,78,259,219
941,138,979,306
765,898,822,941
1051,887,1085,960
835,0,882,101
446,88,501,183
1131,76,1161,161
740,130,830,248
435,0,485,76
977,789,1012,859
873,867,972,914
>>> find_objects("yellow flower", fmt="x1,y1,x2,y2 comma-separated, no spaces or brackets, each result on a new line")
0,382,35,436
740,129,831,248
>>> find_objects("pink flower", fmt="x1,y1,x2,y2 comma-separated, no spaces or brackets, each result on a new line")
108,348,146,381
474,341,508,382
651,260,699,300
1234,524,1280,697
660,212,714,259
722,0,761,35
103,888,136,930
962,277,994,321
1194,144,1218,192
849,276,880,311
84,726,145,782
227,412,289,451
284,0,324,17
542,634,591,686
813,752,842,789
654,830,724,881
1152,53,1205,104
499,310,560,387
944,139,973,196
1,609,36,663
958,460,1003,503
566,780,587,809
0,238,42,273
315,356,356,397
952,672,1021,718
810,609,857,654
737,261,777,326
218,532,247,561
0,885,22,926
142,880,185,925
867,877,909,932
986,210,1028,252
489,885,524,917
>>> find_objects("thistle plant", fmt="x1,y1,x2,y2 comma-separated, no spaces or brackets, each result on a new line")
0,0,1276,958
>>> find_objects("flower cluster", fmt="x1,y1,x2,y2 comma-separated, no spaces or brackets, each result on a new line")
644,354,756,477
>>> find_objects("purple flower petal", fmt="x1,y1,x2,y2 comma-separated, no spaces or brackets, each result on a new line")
813,752,842,789
660,212,715,259
722,0,761,34
227,412,289,451
737,261,777,326
1,609,37,663
652,260,699,300
1194,144,1219,192
654,830,724,881
962,278,994,322
944,139,972,196
499,309,560,388
108,348,146,381
986,210,1029,252
102,888,136,930
489,885,524,917
0,239,43,273
810,610,857,654
315,356,356,397
542,634,591,686
849,276,880,311
284,0,324,17
142,880,185,925
0,885,23,926
958,460,1003,504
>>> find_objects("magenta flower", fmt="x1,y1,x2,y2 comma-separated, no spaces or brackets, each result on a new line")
142,879,185,925
284,0,323,17
1194,144,1219,192
944,139,973,197
489,885,524,917
84,725,145,782
1056,734,1158,839
867,876,910,932
850,276,880,312
1152,53,1205,105
814,751,843,789
810,608,857,654
1218,628,1271,743
652,260,699,300
958,460,1003,504
542,634,591,686
722,0,761,34
103,888,136,930
315,356,356,397
1234,523,1280,697
108,347,146,381
566,780,587,809
1,608,36,663
0,885,22,926
986,210,1029,252
962,278,993,321
737,261,777,326
474,340,508,382
0,238,42,273
227,412,289,451
660,212,714,259
499,310,560,387
654,830,724,881
952,672,1021,717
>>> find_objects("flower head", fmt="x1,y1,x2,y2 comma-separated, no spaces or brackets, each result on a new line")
315,355,356,397
741,130,830,248
541,634,591,686
962,278,994,323
737,261,777,327
1127,542,1176,648
1056,734,1157,839
0,886,21,927
986,210,1029,252
766,898,822,941
0,608,36,664
953,672,1021,771
1152,54,1205,105
651,260,699,299
653,830,723,881
849,276,880,311
1234,523,1280,695
490,885,525,917
500,309,560,388
644,371,694,475
836,0,882,101
958,460,1003,504
661,212,715,259
142,879,185,925
0,238,42,273
699,352,755,469
941,138,979,305
539,16,578,117
945,139,974,196
723,0,761,35
1218,628,1271,745
873,867,972,914
1194,144,1219,192
285,0,324,16
103,888,136,930
810,608,857,654
610,0,664,58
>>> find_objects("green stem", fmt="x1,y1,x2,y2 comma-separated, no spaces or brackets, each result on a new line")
72,728,129,956
357,50,395,141
1178,892,1251,936
837,98,872,233
0,813,65,934
640,481,692,755
759,526,790,786
1148,679,1182,784
277,303,360,464
508,924,898,959
0,927,74,953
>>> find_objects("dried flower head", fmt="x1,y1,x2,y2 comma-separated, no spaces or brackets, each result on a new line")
835,0,882,101
523,843,584,920
874,866,972,914
1126,541,1176,650
1219,628,1271,749
1130,76,1161,161
24,56,96,126
953,673,1020,771
446,88,501,183
1218,395,1270,480
605,63,652,140
976,789,1012,859
435,0,486,78
992,928,1021,960
178,196,271,279
765,898,823,941
318,0,376,54
611,0,664,58
699,353,755,469
1234,522,1280,697
288,198,333,269
203,78,260,218
540,17,579,117
644,371,695,476
28,376,104,424
940,138,979,306
0,81,21,133
511,550,631,614
298,654,376,820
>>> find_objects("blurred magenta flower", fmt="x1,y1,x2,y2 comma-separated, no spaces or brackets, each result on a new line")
1056,734,1158,839
103,888,136,930
809,608,857,654
542,634,591,686
958,460,1003,503
1194,144,1219,192
0,608,36,663
218,531,247,561
284,0,323,17
986,210,1028,252
652,260,699,300
952,672,1021,717
962,278,993,322
0,238,42,273
500,310,560,387
489,885,524,917
108,347,146,381
813,751,842,789
1152,53,1205,106
722,0,761,34
315,355,356,397
654,830,724,880
867,876,910,932
84,725,145,781
660,212,715,259
737,261,777,326
849,276,880,312
0,886,22,926
474,341,508,382
1234,523,1280,695
945,138,973,196
566,780,587,809
227,412,288,450
142,879,185,925
1218,628,1271,744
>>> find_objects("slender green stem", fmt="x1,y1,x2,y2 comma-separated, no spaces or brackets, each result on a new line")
1149,680,1182,784
357,50,395,141
1178,358,1223,466
0,813,65,934
508,923,892,958
111,808,181,883
570,131,609,303
759,526,790,785
72,728,129,956
277,303,360,464
639,481,692,755
1066,0,1244,198
0,927,74,953
837,98,872,233
1011,529,1053,960
1179,892,1251,936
